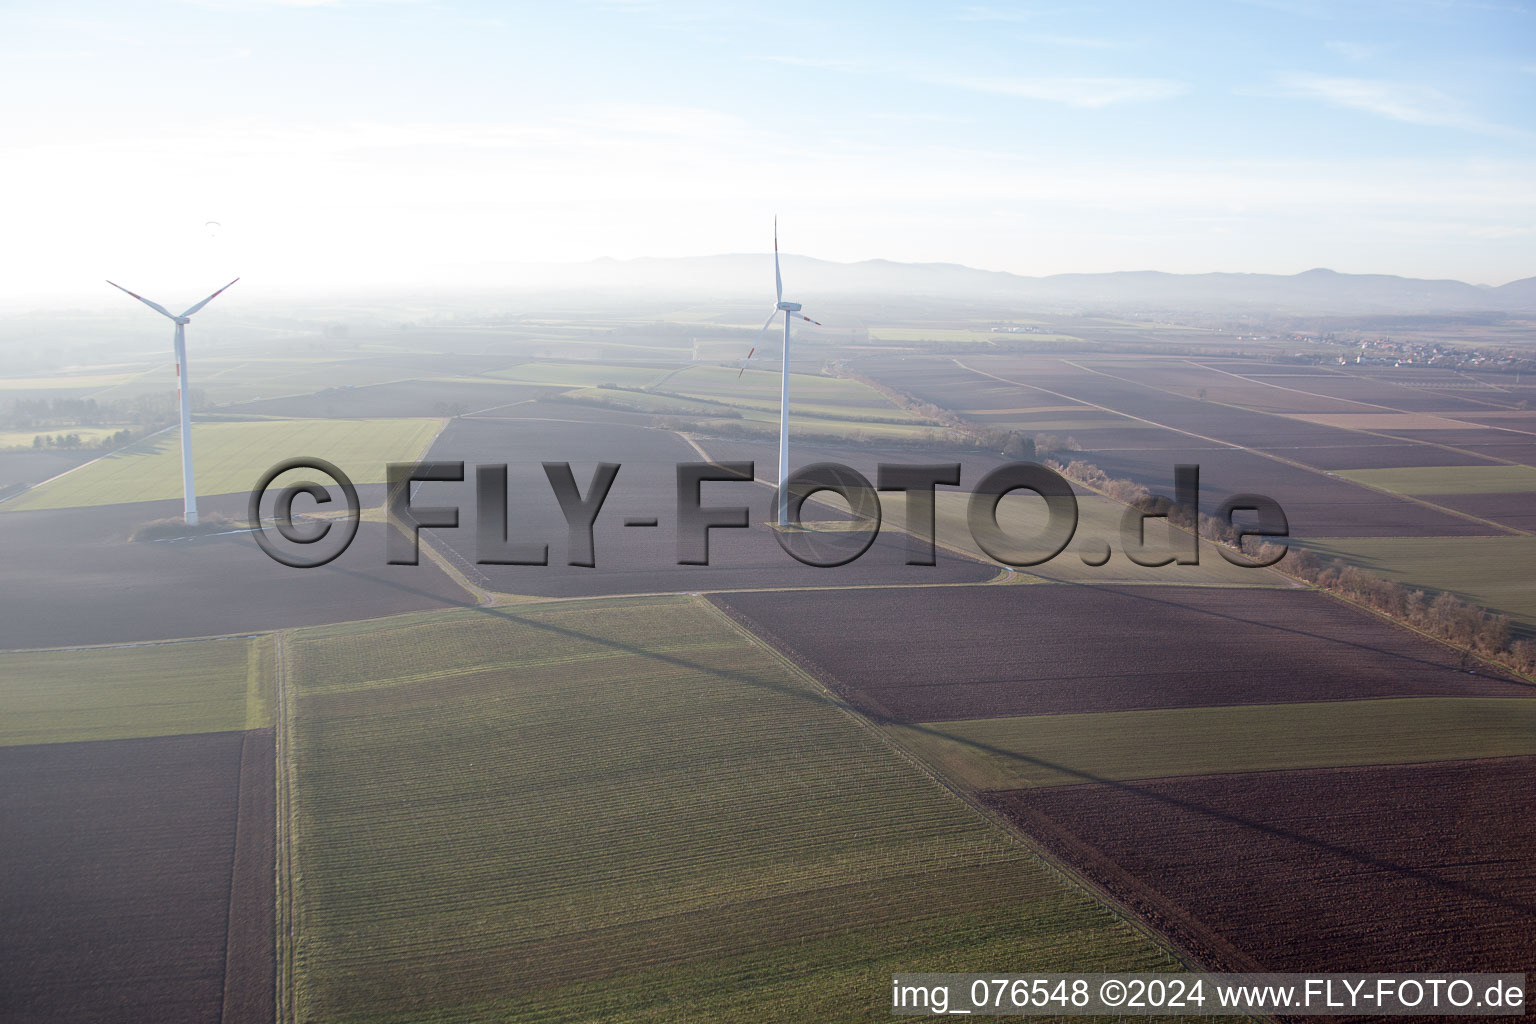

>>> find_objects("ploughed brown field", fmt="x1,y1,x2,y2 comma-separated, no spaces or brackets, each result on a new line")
1422,492,1536,533
1075,446,1501,539
0,501,474,648
985,758,1536,987
862,355,1512,536
0,729,275,1024
709,584,1531,722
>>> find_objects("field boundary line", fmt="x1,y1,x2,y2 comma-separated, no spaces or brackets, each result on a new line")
992,396,1535,683
218,724,252,1024
406,416,499,607
1,631,264,655
956,358,1526,538
0,422,178,509
691,593,1267,1014
416,531,496,606
1062,358,1531,533
1056,358,1532,536
273,629,298,1024
1182,358,1408,415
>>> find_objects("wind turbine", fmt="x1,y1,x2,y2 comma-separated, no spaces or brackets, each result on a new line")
737,218,820,526
106,277,239,525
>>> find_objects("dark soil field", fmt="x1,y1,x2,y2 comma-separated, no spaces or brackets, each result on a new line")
710,584,1530,722
0,450,99,492
222,728,277,1024
689,435,1015,496
986,758,1536,982
1459,442,1536,467
1452,412,1536,431
1372,427,1536,451
0,729,274,1024
959,355,1380,450
862,357,1514,534
1062,425,1210,449
1421,492,1536,532
1075,446,1499,538
417,416,994,597
1266,443,1501,470
1230,369,1509,413
0,501,472,647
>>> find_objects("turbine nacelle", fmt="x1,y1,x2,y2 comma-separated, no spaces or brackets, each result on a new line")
777,301,802,312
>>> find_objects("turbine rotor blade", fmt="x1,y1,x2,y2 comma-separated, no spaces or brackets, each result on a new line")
795,313,821,326
738,308,780,377
180,277,240,318
773,215,782,304
106,280,177,321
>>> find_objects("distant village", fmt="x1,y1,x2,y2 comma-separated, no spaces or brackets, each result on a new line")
1328,336,1536,373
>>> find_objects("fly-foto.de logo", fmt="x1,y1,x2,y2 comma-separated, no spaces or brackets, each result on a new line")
247,459,1288,571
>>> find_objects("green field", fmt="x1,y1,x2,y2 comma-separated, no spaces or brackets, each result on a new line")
879,490,1283,585
1293,535,1536,631
1333,465,1536,495
889,697,1536,791
0,371,144,390
491,362,679,389
283,597,1181,1023
667,365,907,411
719,408,953,441
5,416,443,511
0,636,271,745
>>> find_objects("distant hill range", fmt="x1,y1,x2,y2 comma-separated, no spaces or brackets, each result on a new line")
503,255,1536,315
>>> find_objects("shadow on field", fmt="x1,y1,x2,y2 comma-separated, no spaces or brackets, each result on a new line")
464,592,1535,922
1055,576,1532,687
331,563,477,610
956,723,1536,919
467,600,833,712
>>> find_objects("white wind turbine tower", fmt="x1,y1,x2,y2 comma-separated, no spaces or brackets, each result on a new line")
106,277,239,525
738,218,820,526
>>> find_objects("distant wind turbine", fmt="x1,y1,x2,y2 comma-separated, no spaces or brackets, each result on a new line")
106,277,239,525
737,218,820,526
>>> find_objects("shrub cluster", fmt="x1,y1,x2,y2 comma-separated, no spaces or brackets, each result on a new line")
30,429,135,450
131,515,242,541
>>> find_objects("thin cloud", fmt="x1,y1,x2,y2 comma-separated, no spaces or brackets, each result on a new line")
1015,32,1136,49
754,54,868,74
936,74,1187,107
1276,74,1525,137
1323,40,1379,60
954,5,1045,24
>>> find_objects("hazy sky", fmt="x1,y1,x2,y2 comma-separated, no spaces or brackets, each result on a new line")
3,0,1534,303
